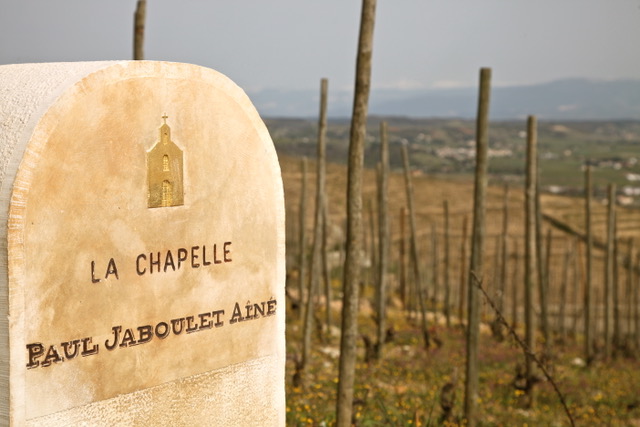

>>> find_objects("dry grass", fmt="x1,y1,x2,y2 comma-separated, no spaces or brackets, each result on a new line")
282,152,640,308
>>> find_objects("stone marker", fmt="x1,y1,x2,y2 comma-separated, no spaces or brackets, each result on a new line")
0,61,285,426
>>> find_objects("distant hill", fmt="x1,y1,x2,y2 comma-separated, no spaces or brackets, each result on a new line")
248,78,640,120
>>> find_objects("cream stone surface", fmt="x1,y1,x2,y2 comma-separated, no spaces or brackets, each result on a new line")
0,61,285,425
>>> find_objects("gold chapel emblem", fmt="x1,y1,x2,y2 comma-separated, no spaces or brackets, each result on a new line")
147,115,184,208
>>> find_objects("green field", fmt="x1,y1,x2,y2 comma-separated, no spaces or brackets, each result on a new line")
266,117,640,202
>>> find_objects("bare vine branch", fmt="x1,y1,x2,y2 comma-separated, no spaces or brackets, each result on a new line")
470,271,575,427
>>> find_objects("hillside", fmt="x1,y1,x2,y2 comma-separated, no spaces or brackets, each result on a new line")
267,118,640,205
251,78,640,120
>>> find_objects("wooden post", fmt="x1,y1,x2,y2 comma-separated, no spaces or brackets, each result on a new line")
511,239,520,330
322,195,332,334
499,185,509,313
298,158,308,317
489,234,502,338
584,164,593,364
604,184,618,356
635,251,640,352
614,237,620,350
559,239,572,340
443,200,451,328
458,215,469,325
368,198,378,290
464,67,491,427
541,229,552,353
302,78,329,368
604,184,614,358
375,121,390,358
401,142,430,347
626,238,634,344
336,0,376,423
574,237,585,339
318,78,329,291
595,287,602,346
492,234,501,308
524,115,538,404
399,207,408,309
431,222,439,311
133,0,146,60
536,182,550,353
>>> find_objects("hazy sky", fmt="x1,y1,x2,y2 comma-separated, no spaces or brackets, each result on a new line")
1,1,639,92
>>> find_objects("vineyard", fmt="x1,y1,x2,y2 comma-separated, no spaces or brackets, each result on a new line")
279,149,640,425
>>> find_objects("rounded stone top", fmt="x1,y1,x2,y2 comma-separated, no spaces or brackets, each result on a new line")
0,61,285,426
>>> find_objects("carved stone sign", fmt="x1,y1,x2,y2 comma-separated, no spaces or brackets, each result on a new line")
0,61,285,425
